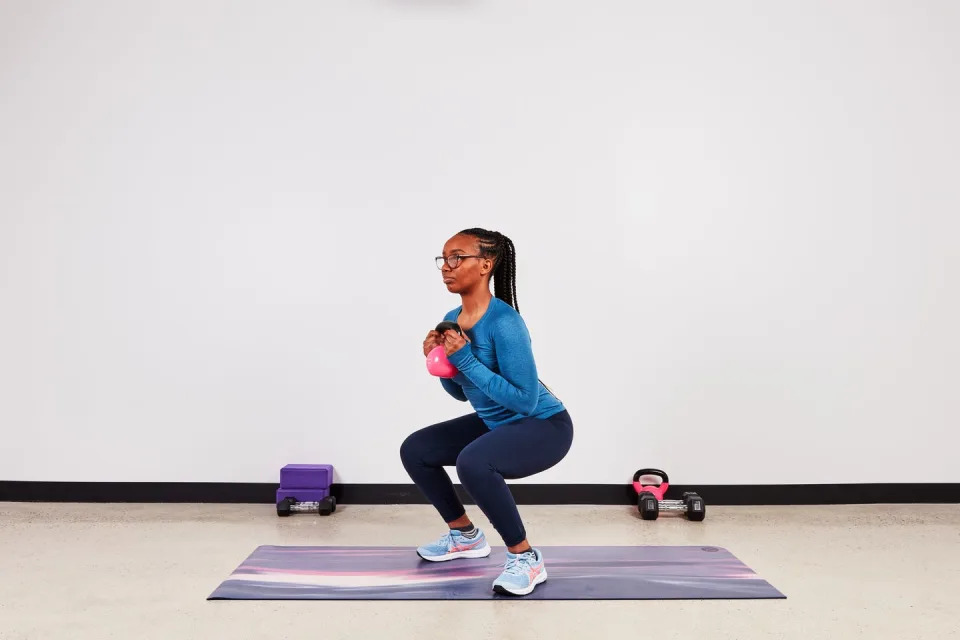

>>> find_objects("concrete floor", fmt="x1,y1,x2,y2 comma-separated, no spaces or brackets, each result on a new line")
0,503,958,640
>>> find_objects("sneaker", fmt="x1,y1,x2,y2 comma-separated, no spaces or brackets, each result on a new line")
416,528,492,562
492,548,548,596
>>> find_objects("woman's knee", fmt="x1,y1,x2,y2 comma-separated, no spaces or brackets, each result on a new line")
455,448,489,483
399,431,424,467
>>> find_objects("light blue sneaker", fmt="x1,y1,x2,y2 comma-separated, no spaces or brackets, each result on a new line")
417,528,492,562
492,548,547,596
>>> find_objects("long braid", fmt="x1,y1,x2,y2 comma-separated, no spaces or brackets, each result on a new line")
458,227,518,311
457,228,557,398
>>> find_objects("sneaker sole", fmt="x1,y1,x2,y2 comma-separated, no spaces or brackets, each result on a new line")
417,545,492,562
493,569,548,596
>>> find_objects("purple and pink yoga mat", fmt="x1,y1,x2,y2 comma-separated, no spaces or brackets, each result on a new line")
208,545,785,600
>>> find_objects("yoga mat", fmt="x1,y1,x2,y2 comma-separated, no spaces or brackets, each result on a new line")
209,546,785,600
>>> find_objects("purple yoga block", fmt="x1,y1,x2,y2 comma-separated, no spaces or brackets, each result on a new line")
280,464,333,490
277,487,329,503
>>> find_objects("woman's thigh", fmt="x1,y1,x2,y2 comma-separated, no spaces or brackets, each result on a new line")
401,413,490,467
457,411,573,479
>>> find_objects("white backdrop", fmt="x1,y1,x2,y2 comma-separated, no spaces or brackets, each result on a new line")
1,0,957,485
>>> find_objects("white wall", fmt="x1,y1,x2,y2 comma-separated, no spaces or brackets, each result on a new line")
1,0,957,486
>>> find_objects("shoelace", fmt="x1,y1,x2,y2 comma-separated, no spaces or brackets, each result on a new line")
432,532,454,548
502,553,534,576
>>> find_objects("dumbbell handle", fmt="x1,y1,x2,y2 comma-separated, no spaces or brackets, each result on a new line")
288,501,322,513
656,500,691,512
654,498,704,514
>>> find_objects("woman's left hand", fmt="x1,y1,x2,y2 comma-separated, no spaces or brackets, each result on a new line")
442,329,469,356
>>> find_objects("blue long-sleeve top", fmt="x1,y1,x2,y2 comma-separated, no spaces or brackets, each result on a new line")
439,298,565,428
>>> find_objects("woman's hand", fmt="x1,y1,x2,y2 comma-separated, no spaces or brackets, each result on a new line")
442,329,469,356
423,330,443,357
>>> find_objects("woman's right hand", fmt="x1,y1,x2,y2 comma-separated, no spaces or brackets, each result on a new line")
423,330,442,357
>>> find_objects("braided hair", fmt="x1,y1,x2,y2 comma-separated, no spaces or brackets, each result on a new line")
459,228,559,398
458,228,519,311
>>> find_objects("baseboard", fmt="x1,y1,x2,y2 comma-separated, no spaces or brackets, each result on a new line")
1,481,958,505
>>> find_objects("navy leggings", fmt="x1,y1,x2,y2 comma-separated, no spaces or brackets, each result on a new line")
400,410,573,547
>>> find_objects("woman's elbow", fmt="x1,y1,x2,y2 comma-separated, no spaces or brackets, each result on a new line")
516,393,539,416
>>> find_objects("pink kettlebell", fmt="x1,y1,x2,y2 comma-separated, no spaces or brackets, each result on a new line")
426,321,462,378
426,345,458,378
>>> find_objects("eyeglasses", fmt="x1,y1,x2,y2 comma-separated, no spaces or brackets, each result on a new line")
435,254,483,270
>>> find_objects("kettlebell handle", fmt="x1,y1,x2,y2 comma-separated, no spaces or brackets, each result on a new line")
435,321,463,336
633,468,669,484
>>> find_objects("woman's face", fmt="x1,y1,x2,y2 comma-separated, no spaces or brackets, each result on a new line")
439,234,493,294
